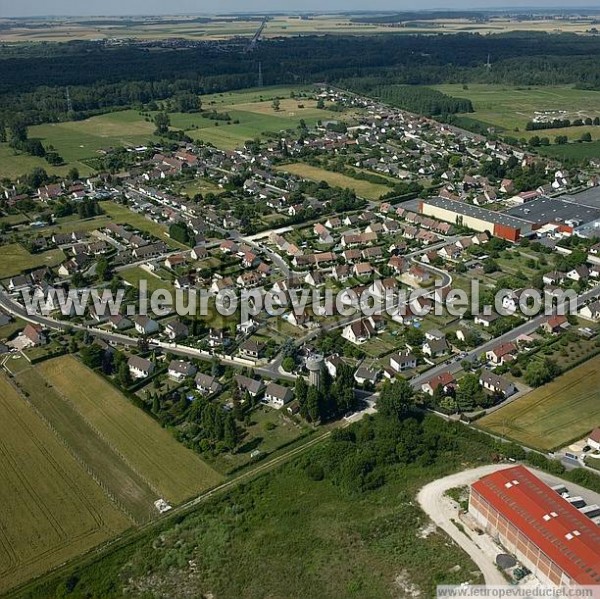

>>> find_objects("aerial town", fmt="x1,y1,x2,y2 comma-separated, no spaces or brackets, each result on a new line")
2,9,600,599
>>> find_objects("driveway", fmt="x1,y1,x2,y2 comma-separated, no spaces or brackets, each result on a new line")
417,463,516,586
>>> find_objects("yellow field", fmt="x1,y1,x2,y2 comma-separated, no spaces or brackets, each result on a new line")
0,16,594,43
0,374,130,594
478,356,600,451
37,356,223,503
276,162,391,200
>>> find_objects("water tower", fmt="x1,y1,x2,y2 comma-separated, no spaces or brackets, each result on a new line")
306,354,324,389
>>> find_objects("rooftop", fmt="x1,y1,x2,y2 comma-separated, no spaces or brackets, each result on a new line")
423,197,532,230
472,466,600,585
506,195,600,226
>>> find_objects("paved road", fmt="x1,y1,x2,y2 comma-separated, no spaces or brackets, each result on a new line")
410,283,600,390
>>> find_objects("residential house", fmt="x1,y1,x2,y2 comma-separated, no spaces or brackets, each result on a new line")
264,382,293,407
566,265,589,282
325,354,345,378
474,313,499,328
109,314,132,331
479,369,516,399
422,337,450,358
164,319,189,340
234,374,265,399
486,342,517,365
580,301,600,321
541,314,569,335
421,372,456,396
587,428,600,452
195,373,222,395
168,360,197,381
239,339,265,360
354,366,380,386
128,356,155,379
133,315,159,335
389,352,417,373
22,323,47,346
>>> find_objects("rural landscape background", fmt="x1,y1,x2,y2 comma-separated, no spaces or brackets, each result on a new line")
1,7,600,599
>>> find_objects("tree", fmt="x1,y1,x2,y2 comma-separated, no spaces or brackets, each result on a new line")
378,379,414,419
80,344,104,369
272,98,281,112
306,386,322,423
282,356,295,372
67,167,80,181
117,361,133,388
580,132,593,142
96,256,111,282
152,394,160,414
455,374,485,412
153,112,170,135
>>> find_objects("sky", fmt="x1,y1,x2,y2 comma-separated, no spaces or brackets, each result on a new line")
2,1,600,18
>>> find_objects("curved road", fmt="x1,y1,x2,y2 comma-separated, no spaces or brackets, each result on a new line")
417,464,515,586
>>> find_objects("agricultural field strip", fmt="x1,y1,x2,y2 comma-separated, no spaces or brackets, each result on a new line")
478,356,600,451
15,365,157,524
37,356,224,503
0,374,129,593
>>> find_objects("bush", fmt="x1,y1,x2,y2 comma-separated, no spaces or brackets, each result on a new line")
306,463,325,481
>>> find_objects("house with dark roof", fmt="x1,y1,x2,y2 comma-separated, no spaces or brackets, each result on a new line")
264,382,293,407
479,369,516,398
195,373,222,395
168,360,197,381
234,374,265,398
128,356,154,379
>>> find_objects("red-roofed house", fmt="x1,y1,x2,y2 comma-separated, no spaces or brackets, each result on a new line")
421,371,456,396
486,342,517,365
470,465,600,587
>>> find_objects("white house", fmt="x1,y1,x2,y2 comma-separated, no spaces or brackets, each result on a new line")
128,356,155,379
389,352,417,373
264,382,293,407
133,315,159,335
168,360,197,381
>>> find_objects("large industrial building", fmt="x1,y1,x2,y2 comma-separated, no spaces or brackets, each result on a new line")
469,466,600,587
419,197,533,242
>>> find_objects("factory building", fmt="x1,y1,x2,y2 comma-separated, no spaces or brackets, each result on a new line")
469,466,600,587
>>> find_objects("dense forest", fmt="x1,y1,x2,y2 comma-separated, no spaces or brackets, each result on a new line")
3,32,600,127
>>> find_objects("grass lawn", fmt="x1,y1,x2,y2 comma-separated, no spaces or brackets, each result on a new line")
29,110,155,164
477,355,600,451
0,373,130,595
120,266,174,295
276,162,391,200
432,84,600,139
101,202,187,248
212,405,309,473
0,243,65,279
0,144,91,180
538,139,600,161
18,413,493,599
37,355,224,504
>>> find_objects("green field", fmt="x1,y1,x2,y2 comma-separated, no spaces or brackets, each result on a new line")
0,244,65,279
478,356,600,451
37,356,223,504
29,110,155,163
276,162,391,200
433,84,600,140
0,374,130,594
0,145,86,180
